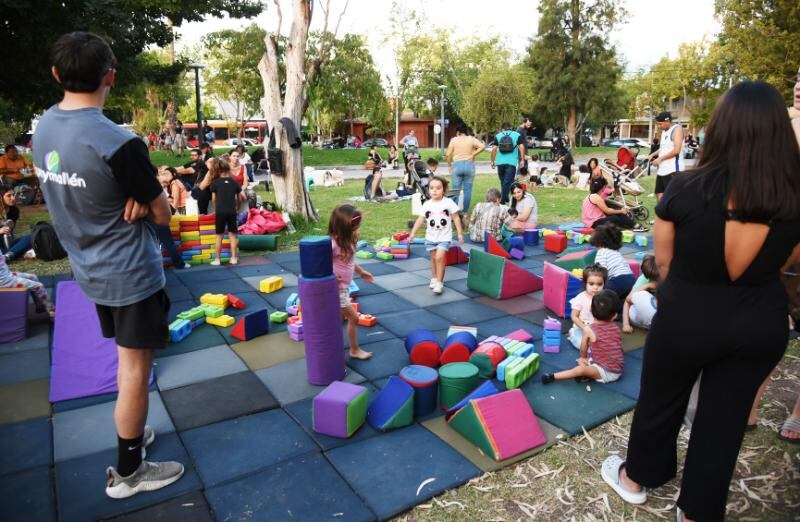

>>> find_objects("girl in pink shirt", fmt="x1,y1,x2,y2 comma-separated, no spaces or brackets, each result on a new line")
329,205,374,360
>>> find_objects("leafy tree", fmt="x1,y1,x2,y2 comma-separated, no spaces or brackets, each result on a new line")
177,101,220,124
715,0,800,103
0,0,262,122
525,0,626,145
461,64,534,137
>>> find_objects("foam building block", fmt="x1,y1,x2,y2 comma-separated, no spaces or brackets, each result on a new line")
285,293,299,310
627,259,641,279
270,311,289,323
312,381,369,438
445,380,499,419
259,276,284,293
356,250,374,259
554,248,597,272
0,288,29,343
405,329,442,367
367,376,415,431
438,362,481,410
440,331,478,365
169,319,191,343
376,252,393,260
230,309,270,341
356,239,368,249
200,293,229,308
237,234,278,251
288,322,304,341
200,304,224,318
467,249,543,300
523,229,539,246
177,307,205,321
504,353,540,389
542,317,561,353
544,233,568,254
504,329,533,343
509,248,524,260
399,365,439,417
543,262,583,318
622,230,634,243
299,236,334,278
206,314,235,327
635,235,648,247
447,389,547,461
357,314,377,327
444,245,470,266
486,235,511,259
348,280,359,296
447,326,477,338
227,294,246,310
469,342,506,378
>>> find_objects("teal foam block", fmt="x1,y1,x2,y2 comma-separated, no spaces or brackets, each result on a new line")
0,466,55,522
181,409,317,488
205,452,375,522
522,377,637,435
326,425,480,520
55,432,202,521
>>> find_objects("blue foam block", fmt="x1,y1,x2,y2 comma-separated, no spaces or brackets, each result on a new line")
205,452,375,521
508,236,524,251
326,425,480,520
0,418,51,475
181,409,317,488
299,236,333,278
367,376,414,431
445,380,499,416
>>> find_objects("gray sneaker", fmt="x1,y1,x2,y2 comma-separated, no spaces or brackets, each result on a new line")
142,425,155,458
105,460,185,499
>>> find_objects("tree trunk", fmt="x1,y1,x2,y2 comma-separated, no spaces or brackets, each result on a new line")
348,107,354,137
567,106,577,148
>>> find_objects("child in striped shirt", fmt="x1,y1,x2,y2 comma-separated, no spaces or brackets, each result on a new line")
542,290,624,384
591,223,635,307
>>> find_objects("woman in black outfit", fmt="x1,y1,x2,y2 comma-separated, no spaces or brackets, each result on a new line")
601,81,800,521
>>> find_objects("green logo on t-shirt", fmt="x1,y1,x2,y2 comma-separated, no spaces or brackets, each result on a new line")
45,150,60,173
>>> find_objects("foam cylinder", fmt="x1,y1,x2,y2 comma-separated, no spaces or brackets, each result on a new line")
523,229,539,245
438,362,480,410
238,234,278,251
298,274,344,385
440,331,478,365
399,365,439,417
300,235,333,278
469,342,507,379
404,329,442,367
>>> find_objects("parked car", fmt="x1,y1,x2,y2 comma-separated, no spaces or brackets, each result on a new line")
362,138,389,148
601,137,649,149
226,138,259,146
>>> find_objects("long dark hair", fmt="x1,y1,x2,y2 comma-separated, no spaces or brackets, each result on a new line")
328,204,362,262
509,182,526,212
697,81,800,221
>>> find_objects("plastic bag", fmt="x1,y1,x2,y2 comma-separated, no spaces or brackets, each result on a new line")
238,208,286,235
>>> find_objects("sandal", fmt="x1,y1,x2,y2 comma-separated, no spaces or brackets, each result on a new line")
601,455,647,505
777,417,800,444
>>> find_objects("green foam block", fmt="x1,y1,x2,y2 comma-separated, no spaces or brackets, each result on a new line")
466,249,505,299
355,250,374,259
238,234,278,251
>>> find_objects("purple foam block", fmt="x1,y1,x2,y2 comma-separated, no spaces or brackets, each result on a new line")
289,330,304,342
509,248,524,260
543,344,560,353
288,323,304,335
313,381,367,438
392,253,409,259
543,318,561,331
0,289,28,343
287,305,299,316
299,274,345,385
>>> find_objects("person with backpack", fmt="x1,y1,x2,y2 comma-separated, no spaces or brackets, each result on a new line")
491,122,525,204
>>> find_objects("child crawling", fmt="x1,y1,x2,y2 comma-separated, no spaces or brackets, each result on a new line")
542,289,624,384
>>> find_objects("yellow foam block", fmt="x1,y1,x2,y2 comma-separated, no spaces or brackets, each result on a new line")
571,268,583,277
200,225,215,231
259,276,283,293
206,314,234,327
200,293,229,308
542,229,556,236
180,232,200,239
200,238,216,245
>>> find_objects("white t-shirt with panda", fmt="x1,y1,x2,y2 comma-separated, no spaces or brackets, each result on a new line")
422,197,460,243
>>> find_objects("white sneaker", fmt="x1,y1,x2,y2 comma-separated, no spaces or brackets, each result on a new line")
105,460,184,499
210,259,221,266
230,257,239,265
433,281,444,295
429,278,439,289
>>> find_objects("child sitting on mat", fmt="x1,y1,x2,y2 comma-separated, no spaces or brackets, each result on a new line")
568,263,608,349
632,254,658,291
542,289,623,384
408,176,464,295
591,223,635,307
329,204,374,360
0,253,54,317
467,188,512,242
623,257,660,332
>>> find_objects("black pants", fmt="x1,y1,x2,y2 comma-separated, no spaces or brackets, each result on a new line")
196,189,212,214
592,214,636,229
625,281,787,520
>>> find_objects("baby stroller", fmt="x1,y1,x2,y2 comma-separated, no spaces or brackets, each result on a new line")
598,158,651,224
402,145,421,183
408,159,463,208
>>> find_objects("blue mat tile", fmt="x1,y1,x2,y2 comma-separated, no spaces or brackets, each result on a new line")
188,278,254,299
377,309,451,338
275,259,301,274
164,285,192,302
161,371,278,432
342,324,397,349
604,353,643,400
442,278,481,298
259,285,301,309
218,291,271,317
229,264,287,277
348,279,388,296
0,323,49,355
345,338,410,381
535,338,582,371
517,309,573,332
426,299,506,325
0,417,51,475
267,251,299,264
326,424,480,520
105,491,214,521
384,257,432,272
164,270,183,287
154,324,227,358
155,345,247,391
255,359,366,405
355,292,417,315
176,268,241,285
52,383,158,414
357,263,403,277
522,378,637,435
182,409,317,488
392,286,469,308
0,349,50,385
242,273,298,290
167,300,195,322
53,390,174,462
371,272,429,291
55,432,202,522
0,465,55,522
628,347,644,359
468,316,544,342
283,383,381,451
206,452,374,522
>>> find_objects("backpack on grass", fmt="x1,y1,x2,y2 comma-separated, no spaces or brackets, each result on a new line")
31,222,67,261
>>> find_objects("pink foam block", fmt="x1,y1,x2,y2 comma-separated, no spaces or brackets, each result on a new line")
504,329,533,343
500,262,543,299
478,389,547,460
543,262,575,317
627,259,641,278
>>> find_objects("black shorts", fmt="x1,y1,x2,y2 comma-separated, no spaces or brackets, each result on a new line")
215,212,238,234
655,173,675,194
96,289,171,349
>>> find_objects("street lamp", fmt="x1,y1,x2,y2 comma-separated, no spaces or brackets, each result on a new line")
438,84,446,155
644,104,653,144
189,63,205,143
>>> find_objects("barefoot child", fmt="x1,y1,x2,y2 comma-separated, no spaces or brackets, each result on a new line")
408,176,464,295
329,204,374,360
567,263,608,349
542,289,623,384
210,159,242,266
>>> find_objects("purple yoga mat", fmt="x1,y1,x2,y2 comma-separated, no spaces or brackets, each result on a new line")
49,281,153,402
298,274,344,385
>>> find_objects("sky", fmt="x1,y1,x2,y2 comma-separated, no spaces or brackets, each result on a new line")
176,0,721,80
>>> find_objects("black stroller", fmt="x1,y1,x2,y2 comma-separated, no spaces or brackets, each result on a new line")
407,160,461,206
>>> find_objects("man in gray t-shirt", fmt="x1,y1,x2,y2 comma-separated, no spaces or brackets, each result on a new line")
32,32,183,499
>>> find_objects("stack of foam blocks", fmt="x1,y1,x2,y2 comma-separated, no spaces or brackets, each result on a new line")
480,336,540,389
163,214,231,266
168,294,234,342
543,318,561,352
